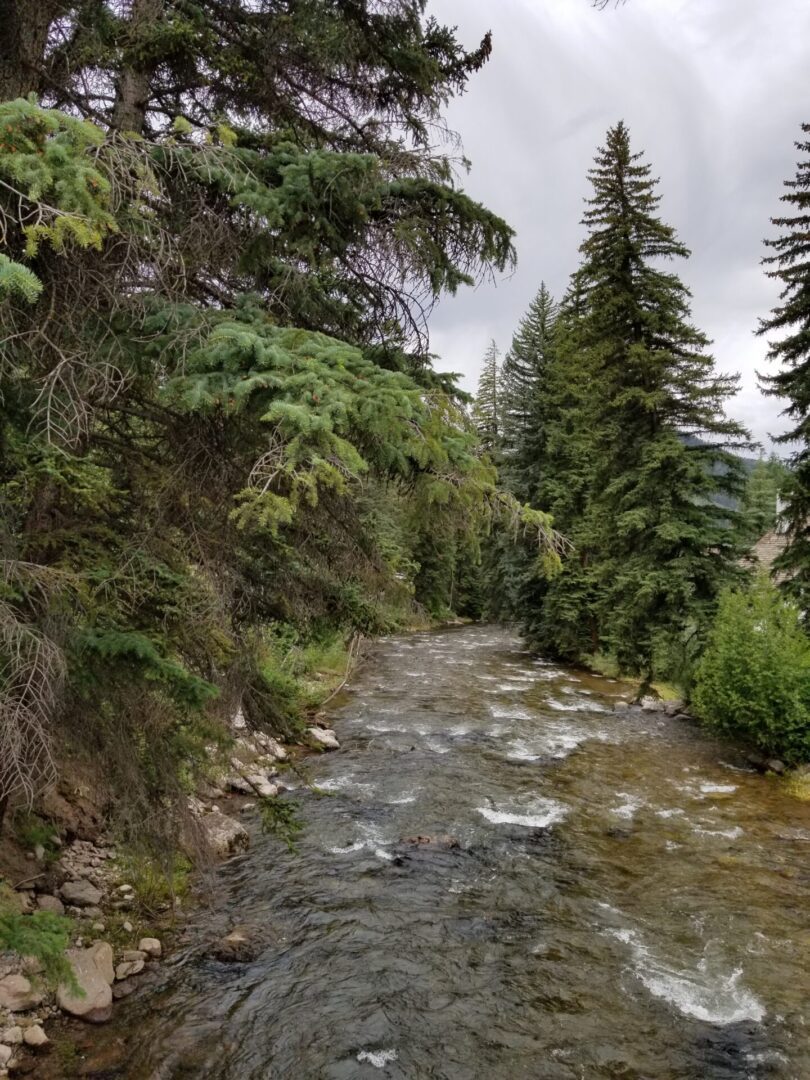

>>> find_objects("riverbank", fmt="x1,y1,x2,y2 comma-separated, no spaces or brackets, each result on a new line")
0,626,368,1075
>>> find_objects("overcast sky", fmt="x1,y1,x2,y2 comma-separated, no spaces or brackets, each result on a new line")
425,0,809,450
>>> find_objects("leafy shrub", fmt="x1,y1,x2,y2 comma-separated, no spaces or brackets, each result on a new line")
114,852,191,916
13,812,61,863
0,899,75,988
693,576,810,763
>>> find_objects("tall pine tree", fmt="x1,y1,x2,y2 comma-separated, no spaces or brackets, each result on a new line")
529,123,749,678
759,123,810,603
583,122,749,679
523,275,603,657
500,283,558,503
473,340,502,452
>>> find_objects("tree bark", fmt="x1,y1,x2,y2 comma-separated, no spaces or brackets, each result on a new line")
0,0,67,99
110,0,165,134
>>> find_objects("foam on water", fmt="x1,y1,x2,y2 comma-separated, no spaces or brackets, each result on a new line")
700,782,737,794
425,738,451,754
694,825,744,840
490,705,533,720
612,793,643,820
608,927,765,1025
316,775,375,795
477,797,567,829
357,1049,398,1068
505,725,588,762
366,722,408,734
329,821,393,858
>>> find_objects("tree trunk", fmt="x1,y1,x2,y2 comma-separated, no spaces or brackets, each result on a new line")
110,0,165,134
0,0,66,99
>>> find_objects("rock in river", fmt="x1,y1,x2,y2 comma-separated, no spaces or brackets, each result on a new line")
307,726,340,751
199,808,250,857
58,942,115,1023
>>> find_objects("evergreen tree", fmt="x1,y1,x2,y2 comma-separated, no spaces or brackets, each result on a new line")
473,340,502,452
739,455,789,545
531,123,749,677
521,276,603,656
584,122,749,678
759,124,810,602
500,283,557,503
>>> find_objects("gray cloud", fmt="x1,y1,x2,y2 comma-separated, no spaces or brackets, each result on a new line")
427,0,810,450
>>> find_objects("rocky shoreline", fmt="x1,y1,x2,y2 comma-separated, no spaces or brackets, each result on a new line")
0,715,342,1075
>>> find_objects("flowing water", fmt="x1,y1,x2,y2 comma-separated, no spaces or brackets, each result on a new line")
78,625,810,1079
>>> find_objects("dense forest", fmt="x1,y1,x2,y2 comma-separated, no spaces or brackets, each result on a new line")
1,1,810,1054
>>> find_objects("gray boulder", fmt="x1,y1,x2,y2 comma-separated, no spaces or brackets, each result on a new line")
60,879,103,908
36,893,65,915
199,809,250,857
0,974,43,1012
307,726,340,751
57,941,115,1023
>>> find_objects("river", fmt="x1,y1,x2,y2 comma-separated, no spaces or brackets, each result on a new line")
75,625,810,1079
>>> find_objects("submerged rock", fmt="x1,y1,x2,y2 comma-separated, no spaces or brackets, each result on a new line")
210,929,258,963
115,959,145,980
58,942,115,1023
401,835,460,849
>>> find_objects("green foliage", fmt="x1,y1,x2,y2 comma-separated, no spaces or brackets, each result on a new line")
499,124,749,677
0,97,116,263
114,851,191,917
472,340,502,452
0,2,549,856
0,903,75,988
0,253,42,302
500,283,558,503
13,812,60,863
258,795,304,853
693,577,810,764
759,124,810,602
738,455,789,544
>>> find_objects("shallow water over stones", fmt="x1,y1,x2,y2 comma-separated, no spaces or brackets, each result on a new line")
78,625,810,1079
